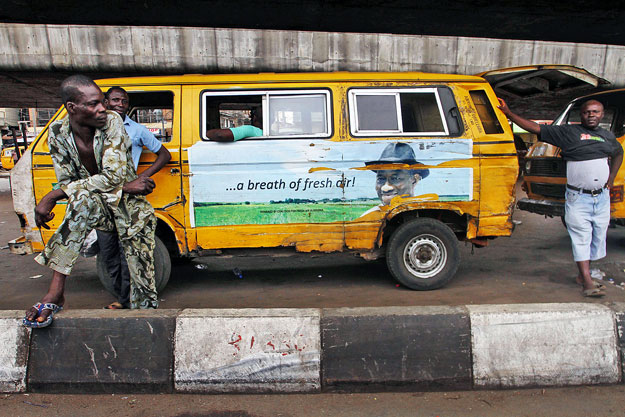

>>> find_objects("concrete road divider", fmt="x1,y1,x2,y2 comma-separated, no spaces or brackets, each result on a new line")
27,309,178,393
0,311,30,392
174,309,320,393
2,304,625,394
469,303,620,388
321,306,472,391
611,302,625,379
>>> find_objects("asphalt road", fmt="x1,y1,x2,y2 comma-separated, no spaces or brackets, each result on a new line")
1,178,624,311
2,385,625,417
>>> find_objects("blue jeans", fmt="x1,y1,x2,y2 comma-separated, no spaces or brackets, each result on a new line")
564,188,610,262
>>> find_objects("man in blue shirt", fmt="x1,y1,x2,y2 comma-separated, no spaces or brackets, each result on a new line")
100,86,171,309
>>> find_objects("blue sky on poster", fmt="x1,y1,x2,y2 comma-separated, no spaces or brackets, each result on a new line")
188,139,473,203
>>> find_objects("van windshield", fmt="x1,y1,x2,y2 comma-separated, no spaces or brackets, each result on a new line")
564,103,615,131
560,92,625,138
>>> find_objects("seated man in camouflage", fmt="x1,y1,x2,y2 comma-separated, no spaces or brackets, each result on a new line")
23,75,159,328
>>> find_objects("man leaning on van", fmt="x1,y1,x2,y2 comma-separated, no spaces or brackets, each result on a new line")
22,75,159,329
498,98,623,298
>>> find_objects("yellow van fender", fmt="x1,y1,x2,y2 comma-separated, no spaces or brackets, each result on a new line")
153,210,188,256
378,201,471,247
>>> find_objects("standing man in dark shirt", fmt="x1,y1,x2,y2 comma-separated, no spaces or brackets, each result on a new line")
498,98,623,297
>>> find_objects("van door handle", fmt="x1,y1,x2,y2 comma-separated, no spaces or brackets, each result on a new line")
170,168,180,175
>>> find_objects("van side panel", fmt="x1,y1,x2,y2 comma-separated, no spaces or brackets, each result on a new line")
185,83,347,252
460,85,518,237
187,81,487,253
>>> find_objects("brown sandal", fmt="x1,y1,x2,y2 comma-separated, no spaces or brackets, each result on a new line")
583,287,606,298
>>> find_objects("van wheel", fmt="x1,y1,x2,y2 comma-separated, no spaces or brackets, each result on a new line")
386,218,460,290
97,236,171,295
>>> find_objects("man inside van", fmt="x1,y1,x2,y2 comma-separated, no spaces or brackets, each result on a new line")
99,86,171,309
498,98,623,298
361,142,430,216
23,75,159,328
205,107,263,142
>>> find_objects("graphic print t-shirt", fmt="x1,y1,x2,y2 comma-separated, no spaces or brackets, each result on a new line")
539,124,622,161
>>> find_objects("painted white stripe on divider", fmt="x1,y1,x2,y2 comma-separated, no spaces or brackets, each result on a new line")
174,309,320,393
0,313,30,393
468,303,619,387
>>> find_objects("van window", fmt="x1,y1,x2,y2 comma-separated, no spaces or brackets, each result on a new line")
126,91,175,143
268,94,328,136
201,90,332,140
348,88,449,136
469,90,504,134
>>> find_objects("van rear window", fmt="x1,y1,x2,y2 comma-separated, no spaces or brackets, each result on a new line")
348,88,450,137
469,90,504,134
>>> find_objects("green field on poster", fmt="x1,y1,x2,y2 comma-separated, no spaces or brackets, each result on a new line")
194,201,379,226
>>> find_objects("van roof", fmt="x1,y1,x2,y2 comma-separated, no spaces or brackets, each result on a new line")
95,71,486,86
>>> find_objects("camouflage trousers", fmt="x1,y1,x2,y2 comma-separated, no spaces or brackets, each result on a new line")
34,189,158,309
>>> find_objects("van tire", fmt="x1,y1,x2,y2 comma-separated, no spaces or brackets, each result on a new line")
386,218,459,290
97,236,171,295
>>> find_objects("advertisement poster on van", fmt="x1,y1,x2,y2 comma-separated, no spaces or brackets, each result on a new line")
188,139,473,227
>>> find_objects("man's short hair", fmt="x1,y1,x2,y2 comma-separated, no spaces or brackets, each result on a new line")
60,75,99,104
105,86,127,99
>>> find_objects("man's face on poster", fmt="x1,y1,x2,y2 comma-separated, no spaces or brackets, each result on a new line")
375,169,421,206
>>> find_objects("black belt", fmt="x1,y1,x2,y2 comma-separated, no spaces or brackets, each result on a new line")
566,184,604,196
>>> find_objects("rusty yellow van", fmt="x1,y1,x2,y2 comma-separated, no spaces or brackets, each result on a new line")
9,72,518,291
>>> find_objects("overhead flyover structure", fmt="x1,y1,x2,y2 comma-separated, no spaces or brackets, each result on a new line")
2,0,624,46
1,22,625,117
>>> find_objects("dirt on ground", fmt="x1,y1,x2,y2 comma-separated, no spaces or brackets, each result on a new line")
2,385,625,417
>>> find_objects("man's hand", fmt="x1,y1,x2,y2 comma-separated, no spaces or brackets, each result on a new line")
497,98,512,116
123,177,156,195
496,98,542,135
34,189,66,229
